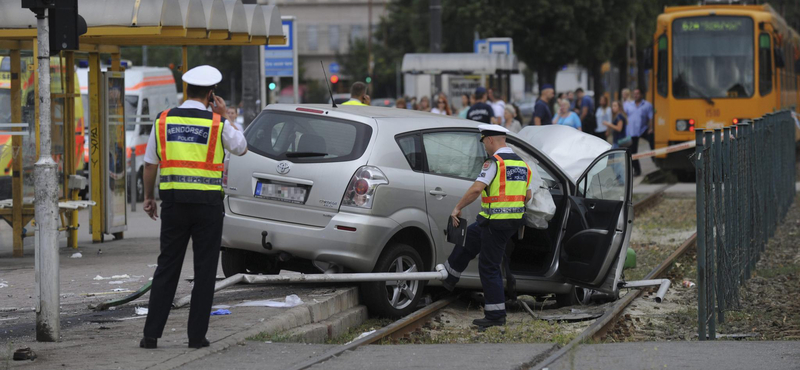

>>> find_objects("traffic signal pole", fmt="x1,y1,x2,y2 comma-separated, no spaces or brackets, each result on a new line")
34,7,61,342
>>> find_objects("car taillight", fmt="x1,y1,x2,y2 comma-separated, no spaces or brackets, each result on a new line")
342,166,388,209
222,155,230,188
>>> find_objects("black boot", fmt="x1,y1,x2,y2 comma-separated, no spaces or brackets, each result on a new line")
188,338,210,349
472,317,506,329
139,337,157,349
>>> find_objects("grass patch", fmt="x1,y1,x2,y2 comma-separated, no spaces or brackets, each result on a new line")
247,331,293,343
326,318,394,345
753,265,800,279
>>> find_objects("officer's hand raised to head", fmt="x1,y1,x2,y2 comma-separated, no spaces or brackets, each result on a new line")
144,199,158,221
211,95,228,120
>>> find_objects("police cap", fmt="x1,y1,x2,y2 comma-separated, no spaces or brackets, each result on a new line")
182,65,222,87
478,124,510,142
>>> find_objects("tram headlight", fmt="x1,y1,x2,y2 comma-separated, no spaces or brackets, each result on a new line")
676,119,689,131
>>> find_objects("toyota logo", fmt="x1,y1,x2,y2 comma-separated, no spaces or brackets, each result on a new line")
276,161,291,175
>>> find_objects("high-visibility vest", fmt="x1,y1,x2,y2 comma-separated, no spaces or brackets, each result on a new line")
341,99,367,106
155,108,225,193
479,151,531,229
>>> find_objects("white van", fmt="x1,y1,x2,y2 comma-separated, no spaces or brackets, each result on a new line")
78,67,179,201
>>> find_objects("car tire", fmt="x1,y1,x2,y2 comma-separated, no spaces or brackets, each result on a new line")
555,286,588,308
221,248,279,278
221,248,248,277
361,242,426,319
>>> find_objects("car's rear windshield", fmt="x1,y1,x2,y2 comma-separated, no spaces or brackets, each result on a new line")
245,110,372,163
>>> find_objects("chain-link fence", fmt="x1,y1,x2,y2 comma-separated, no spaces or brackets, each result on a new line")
694,110,797,340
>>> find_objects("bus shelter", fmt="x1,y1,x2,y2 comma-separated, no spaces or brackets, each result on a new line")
0,0,284,257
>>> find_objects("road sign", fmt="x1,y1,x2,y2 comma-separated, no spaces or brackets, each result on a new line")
329,62,340,74
474,38,513,55
264,19,294,77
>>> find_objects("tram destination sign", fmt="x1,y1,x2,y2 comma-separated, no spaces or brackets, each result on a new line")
678,18,746,33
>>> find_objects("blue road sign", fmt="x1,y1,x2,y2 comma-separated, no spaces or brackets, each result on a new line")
329,62,340,74
264,19,294,77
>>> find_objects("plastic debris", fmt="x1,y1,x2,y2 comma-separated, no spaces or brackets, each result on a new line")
109,281,125,285
111,288,127,292
345,330,376,345
682,280,696,288
94,274,130,281
235,294,304,308
147,264,158,268
211,305,231,309
210,309,232,316
135,307,148,315
70,252,82,259
0,281,8,289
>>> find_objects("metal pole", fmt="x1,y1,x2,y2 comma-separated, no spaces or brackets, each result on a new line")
129,149,136,212
292,16,299,103
34,8,60,342
695,129,706,341
142,45,148,66
367,0,373,96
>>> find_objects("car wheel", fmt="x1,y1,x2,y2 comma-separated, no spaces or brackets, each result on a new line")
361,242,426,319
221,248,279,278
555,286,588,308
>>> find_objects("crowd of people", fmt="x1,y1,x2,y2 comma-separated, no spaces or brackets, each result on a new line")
348,81,654,177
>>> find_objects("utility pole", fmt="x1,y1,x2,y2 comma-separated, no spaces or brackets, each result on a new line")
142,45,148,66
33,6,60,342
627,20,638,91
367,0,373,95
242,0,261,127
429,0,442,93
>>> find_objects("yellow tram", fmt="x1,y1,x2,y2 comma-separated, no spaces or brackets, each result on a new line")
651,3,800,176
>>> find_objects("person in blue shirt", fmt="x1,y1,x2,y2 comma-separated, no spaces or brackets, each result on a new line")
467,87,495,124
624,89,654,177
574,88,597,137
533,84,554,125
552,100,582,130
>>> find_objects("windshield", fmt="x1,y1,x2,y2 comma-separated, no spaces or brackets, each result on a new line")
672,16,754,99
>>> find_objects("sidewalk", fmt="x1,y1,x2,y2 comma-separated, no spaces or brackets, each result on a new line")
0,202,361,370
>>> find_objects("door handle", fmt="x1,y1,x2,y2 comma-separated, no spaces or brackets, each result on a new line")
429,188,447,197
588,203,596,210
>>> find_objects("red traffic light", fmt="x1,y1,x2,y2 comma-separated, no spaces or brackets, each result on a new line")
330,75,339,84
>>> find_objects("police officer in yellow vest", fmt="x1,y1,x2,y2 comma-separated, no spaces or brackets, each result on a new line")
442,124,532,329
340,81,370,106
140,65,247,349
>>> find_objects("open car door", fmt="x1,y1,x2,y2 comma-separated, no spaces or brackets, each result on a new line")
558,149,632,294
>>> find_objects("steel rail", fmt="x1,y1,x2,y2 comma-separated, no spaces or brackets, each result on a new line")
289,294,459,370
530,233,697,370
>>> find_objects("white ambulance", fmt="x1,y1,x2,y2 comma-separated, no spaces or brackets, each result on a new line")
78,66,179,201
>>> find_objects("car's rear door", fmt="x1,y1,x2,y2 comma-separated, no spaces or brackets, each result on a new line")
419,129,485,282
558,149,632,293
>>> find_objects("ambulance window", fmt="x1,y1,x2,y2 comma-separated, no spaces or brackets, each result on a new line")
140,99,151,135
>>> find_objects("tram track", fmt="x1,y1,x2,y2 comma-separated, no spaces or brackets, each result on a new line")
290,184,679,370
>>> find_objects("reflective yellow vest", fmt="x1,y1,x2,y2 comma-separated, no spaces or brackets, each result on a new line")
479,152,531,228
341,99,367,106
155,108,225,193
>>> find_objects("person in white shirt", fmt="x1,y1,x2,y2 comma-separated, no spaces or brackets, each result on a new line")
595,95,611,141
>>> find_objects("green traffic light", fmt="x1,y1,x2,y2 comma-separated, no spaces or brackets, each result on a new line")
268,82,277,90
365,77,372,84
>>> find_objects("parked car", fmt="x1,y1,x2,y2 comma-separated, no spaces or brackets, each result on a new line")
370,98,396,108
221,105,633,318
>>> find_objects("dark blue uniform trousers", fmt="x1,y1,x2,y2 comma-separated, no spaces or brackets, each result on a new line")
443,221,515,320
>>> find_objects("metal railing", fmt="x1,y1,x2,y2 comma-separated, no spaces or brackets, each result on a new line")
694,110,797,340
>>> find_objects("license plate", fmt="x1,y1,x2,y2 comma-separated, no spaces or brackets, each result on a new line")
254,182,307,204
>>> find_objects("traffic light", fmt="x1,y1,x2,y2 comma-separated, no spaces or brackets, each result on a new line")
365,76,372,84
330,75,339,84
268,82,277,91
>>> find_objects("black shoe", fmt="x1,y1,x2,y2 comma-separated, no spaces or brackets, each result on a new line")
139,337,157,349
441,279,456,292
472,317,506,329
633,170,642,177
188,338,210,349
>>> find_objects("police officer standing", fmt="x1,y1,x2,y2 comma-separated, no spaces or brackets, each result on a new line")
441,124,531,329
140,65,247,349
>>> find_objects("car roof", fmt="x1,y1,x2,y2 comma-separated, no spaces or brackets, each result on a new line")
266,103,478,129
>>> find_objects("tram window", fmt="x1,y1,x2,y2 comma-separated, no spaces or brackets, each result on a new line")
759,33,773,96
657,35,668,97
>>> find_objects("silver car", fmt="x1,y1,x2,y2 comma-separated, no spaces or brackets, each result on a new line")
222,104,633,318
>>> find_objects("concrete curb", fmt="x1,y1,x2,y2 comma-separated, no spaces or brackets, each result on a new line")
285,305,368,343
148,287,359,370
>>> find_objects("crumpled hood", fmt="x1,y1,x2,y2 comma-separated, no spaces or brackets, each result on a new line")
516,125,612,183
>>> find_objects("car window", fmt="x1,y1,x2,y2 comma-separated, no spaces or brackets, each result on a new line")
422,131,485,180
396,133,422,171
577,151,627,201
245,111,372,163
